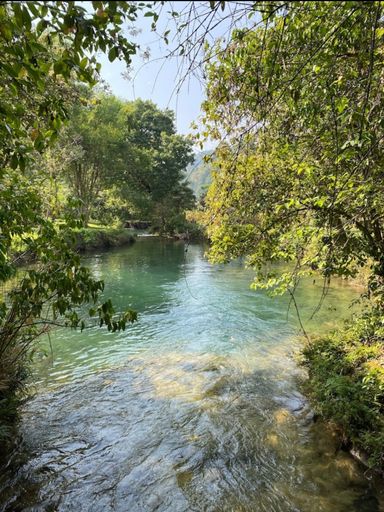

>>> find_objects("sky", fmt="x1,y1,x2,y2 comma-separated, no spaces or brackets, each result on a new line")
94,1,255,146
96,3,207,139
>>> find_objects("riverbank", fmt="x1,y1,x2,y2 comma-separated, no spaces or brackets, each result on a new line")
11,226,136,266
71,226,136,252
301,309,384,473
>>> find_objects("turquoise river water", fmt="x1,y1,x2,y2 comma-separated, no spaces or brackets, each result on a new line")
0,238,383,511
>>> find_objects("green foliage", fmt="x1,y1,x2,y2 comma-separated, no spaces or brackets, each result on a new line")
72,226,136,251
302,308,384,469
0,1,154,438
58,90,128,223
92,187,132,225
0,1,142,171
125,100,175,149
47,94,196,234
202,1,384,294
111,99,196,233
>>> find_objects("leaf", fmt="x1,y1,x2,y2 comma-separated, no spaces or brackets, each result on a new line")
22,6,32,31
80,57,88,69
36,19,47,35
19,155,26,172
10,153,18,169
336,97,349,114
28,3,40,17
53,60,66,75
108,46,118,62
30,128,39,141
12,3,23,29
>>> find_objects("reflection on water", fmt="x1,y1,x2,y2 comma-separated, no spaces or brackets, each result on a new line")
0,240,382,511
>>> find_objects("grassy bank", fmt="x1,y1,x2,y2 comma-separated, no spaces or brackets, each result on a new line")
302,309,384,472
12,226,136,265
71,225,136,252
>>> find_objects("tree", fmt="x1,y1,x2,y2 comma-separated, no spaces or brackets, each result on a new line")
125,99,175,149
200,1,384,297
52,95,196,231
117,100,196,232
62,91,128,224
0,1,153,434
193,1,384,467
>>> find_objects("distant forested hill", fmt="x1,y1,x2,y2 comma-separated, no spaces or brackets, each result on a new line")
186,150,213,198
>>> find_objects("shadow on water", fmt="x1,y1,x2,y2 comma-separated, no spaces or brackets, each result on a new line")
0,240,383,511
0,352,382,512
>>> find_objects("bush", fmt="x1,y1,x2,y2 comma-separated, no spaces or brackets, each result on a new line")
72,227,136,251
151,210,204,239
0,349,30,445
302,308,384,470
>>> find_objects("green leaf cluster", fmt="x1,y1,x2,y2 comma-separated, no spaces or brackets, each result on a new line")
201,1,384,295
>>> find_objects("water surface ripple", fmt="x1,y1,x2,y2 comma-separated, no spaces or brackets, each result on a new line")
0,240,382,511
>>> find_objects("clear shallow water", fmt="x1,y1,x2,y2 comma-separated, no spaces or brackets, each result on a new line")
1,239,383,511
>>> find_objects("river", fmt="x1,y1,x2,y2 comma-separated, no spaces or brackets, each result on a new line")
0,239,383,511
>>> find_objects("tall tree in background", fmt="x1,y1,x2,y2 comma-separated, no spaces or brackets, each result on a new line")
118,100,195,232
63,92,127,224
51,95,196,231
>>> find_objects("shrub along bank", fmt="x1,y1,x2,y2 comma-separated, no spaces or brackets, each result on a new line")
71,227,136,252
302,308,384,472
0,226,135,445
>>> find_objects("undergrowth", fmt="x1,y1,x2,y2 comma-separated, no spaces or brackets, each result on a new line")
302,307,384,470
